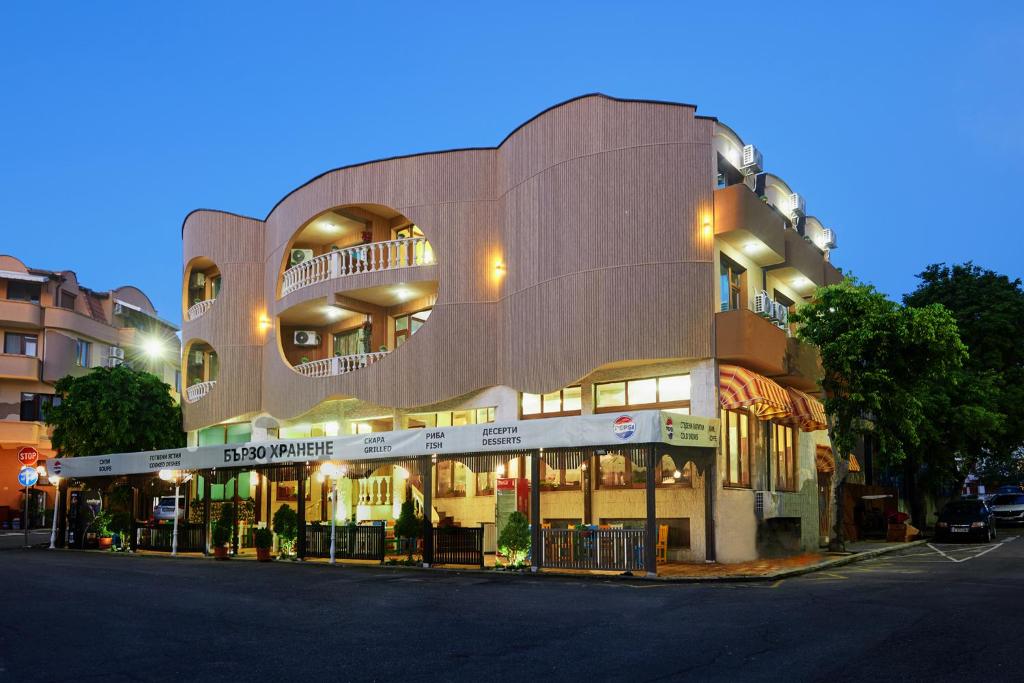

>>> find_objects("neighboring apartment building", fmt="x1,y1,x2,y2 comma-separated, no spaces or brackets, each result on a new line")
0,255,180,525
50,94,842,568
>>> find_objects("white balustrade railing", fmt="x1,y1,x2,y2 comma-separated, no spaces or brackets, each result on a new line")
292,351,389,378
358,475,393,506
186,298,216,321
186,380,216,403
281,236,434,296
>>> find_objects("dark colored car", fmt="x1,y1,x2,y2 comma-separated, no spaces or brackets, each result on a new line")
990,494,1024,526
935,499,996,542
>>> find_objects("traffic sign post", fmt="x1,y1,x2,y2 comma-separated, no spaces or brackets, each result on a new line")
18,447,39,467
18,466,39,548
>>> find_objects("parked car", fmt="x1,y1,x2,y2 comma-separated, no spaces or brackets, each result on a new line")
990,494,1024,527
994,484,1024,495
934,499,996,542
152,495,186,522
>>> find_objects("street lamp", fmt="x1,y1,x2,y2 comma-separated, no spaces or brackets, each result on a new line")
319,462,346,564
48,475,62,550
142,336,166,359
159,469,193,556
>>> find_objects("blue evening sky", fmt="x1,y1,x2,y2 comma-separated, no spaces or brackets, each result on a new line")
1,2,1021,321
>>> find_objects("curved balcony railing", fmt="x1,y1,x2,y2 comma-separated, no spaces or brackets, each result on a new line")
186,380,216,403
186,298,216,322
281,237,434,296
293,351,389,378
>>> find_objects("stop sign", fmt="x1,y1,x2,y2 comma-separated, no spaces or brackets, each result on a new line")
18,447,39,467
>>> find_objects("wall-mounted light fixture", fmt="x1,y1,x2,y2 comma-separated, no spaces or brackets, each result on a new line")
258,313,273,332
702,214,713,238
494,259,506,276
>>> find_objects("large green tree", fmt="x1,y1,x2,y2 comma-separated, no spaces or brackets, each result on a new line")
791,278,967,548
904,263,1024,483
47,365,184,456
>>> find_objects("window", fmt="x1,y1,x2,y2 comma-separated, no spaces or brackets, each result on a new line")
721,409,752,487
435,461,467,498
6,280,41,303
476,470,496,494
4,332,38,356
74,339,91,367
720,256,746,311
20,393,60,422
198,422,252,446
393,224,434,263
174,370,182,394
656,453,694,487
406,408,495,428
772,422,797,491
597,451,647,489
394,308,431,347
59,290,76,311
521,386,582,418
333,329,362,357
594,375,691,412
539,460,582,490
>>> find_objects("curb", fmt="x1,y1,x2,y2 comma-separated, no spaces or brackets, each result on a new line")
37,540,929,583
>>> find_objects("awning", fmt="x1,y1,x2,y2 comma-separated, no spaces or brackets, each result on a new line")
0,269,48,283
719,364,792,420
787,387,827,432
848,452,862,473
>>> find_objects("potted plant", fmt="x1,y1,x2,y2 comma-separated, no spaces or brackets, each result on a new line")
393,499,422,562
272,504,298,559
497,511,531,568
253,527,274,562
211,503,233,559
109,510,133,552
90,510,114,550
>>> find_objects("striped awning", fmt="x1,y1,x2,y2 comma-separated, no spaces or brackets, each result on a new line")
848,452,862,473
719,364,792,420
787,388,828,432
815,446,835,473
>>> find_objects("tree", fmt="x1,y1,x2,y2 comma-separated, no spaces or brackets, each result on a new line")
904,263,1024,482
46,365,184,456
792,278,967,548
497,511,531,566
393,499,422,561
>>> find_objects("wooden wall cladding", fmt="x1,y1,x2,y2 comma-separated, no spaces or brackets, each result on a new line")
182,95,716,430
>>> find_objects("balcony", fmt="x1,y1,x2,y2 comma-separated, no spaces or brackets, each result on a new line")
0,353,40,381
281,236,434,297
187,298,216,321
714,184,786,266
186,380,216,403
293,351,390,378
715,309,820,389
0,420,50,448
0,299,42,329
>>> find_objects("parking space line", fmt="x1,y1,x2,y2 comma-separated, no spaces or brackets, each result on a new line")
927,542,1003,563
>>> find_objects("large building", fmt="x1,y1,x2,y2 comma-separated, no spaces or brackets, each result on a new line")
167,94,842,566
0,255,180,525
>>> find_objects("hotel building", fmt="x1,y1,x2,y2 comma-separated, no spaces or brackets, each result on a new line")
0,255,180,525
56,94,843,570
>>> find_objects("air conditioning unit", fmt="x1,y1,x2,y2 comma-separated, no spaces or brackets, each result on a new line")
290,249,315,267
293,330,321,347
753,290,773,316
787,193,806,219
189,350,205,365
191,272,206,287
108,346,125,360
754,491,782,520
113,303,124,315
107,357,124,368
772,302,789,326
821,228,837,250
740,144,763,176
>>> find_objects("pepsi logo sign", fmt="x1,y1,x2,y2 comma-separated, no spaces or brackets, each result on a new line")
52,460,62,475
613,415,636,440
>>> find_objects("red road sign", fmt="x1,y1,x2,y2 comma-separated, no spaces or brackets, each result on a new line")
18,447,39,467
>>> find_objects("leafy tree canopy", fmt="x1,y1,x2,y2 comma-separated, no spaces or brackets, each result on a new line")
46,365,184,456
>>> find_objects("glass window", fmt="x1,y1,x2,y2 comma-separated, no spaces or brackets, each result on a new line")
20,393,59,422
539,460,582,490
595,382,626,409
521,388,582,419
598,451,646,489
772,422,797,491
333,329,361,357
6,281,41,303
75,339,91,367
721,409,752,487
657,454,693,487
59,290,76,310
4,333,37,356
394,308,432,347
436,461,467,497
658,375,691,402
627,379,657,405
720,256,745,311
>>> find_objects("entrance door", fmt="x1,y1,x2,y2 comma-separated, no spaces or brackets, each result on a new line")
817,472,832,545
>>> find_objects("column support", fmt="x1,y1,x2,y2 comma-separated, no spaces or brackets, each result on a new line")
296,465,307,560
704,450,717,563
422,456,434,567
530,449,541,572
644,444,657,577
202,472,212,556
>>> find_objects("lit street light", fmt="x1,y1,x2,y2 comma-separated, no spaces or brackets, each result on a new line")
48,474,62,549
319,462,347,564
142,336,166,359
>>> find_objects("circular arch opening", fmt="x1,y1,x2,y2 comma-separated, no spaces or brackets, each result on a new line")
182,338,219,403
183,257,221,322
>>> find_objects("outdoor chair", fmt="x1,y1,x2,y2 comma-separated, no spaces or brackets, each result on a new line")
655,524,669,564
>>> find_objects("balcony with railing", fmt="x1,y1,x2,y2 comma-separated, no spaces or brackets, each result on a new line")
184,340,218,403
293,351,389,378
186,298,216,321
186,380,216,403
281,236,434,296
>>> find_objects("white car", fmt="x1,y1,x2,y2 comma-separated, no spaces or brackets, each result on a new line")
990,493,1024,526
152,495,186,522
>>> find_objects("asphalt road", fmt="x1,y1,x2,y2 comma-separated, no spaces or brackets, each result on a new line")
2,535,1023,682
